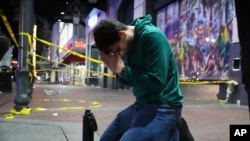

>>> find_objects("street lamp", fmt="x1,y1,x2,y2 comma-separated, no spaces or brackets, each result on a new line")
62,0,83,26
72,6,81,25
14,0,33,113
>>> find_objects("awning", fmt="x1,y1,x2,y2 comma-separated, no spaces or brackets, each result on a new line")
62,53,85,64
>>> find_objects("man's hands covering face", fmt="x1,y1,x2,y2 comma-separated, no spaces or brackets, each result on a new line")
99,51,125,74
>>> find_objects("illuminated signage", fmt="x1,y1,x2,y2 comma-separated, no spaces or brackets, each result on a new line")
67,43,72,50
74,41,85,48
88,14,98,29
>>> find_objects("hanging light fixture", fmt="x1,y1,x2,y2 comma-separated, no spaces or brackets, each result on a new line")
72,5,81,25
62,0,83,26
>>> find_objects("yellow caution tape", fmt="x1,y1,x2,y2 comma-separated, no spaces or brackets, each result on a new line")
21,32,32,47
20,31,231,84
1,9,232,85
31,99,102,111
217,99,226,103
10,107,32,115
32,98,102,109
54,99,73,102
33,107,47,111
20,32,103,64
30,51,116,78
180,80,229,85
27,59,35,83
76,100,87,102
60,107,84,110
1,9,114,79
36,69,70,73
4,99,102,119
22,33,116,78
33,98,101,103
32,107,85,111
4,113,15,119
0,9,19,47
89,101,102,109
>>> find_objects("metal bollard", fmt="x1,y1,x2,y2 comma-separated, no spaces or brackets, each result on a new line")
83,109,98,141
178,117,195,141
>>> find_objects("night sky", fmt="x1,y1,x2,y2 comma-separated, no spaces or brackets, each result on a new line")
0,1,19,60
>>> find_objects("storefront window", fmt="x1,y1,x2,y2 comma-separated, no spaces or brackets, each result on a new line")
90,46,100,77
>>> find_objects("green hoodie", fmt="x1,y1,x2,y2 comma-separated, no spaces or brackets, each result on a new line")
119,14,184,106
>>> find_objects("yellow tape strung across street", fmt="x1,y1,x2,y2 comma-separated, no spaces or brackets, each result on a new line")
27,59,35,83
23,32,231,84
4,98,102,119
32,98,102,111
20,32,103,64
0,9,19,47
180,79,229,85
0,9,233,85
20,32,230,84
37,69,71,73
30,52,116,78
1,11,232,120
20,31,116,77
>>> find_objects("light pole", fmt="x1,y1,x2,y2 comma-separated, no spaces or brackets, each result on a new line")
14,0,34,112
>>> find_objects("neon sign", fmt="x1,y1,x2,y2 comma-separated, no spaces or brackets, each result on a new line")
74,41,85,48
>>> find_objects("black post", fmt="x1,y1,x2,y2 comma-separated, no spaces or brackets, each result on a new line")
14,0,34,111
235,0,250,119
103,67,108,88
83,109,98,141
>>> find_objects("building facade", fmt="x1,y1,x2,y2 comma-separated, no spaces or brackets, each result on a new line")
50,0,242,93
50,21,86,85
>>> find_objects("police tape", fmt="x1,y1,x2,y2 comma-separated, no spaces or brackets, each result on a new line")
36,69,70,73
22,32,116,77
32,50,229,84
1,9,233,85
21,32,231,84
180,79,229,84
36,69,71,73
0,9,103,73
32,98,102,111
4,98,102,119
30,52,116,78
0,9,19,47
27,59,35,83
20,32,103,64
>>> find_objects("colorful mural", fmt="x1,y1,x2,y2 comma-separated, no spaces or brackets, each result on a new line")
157,0,234,80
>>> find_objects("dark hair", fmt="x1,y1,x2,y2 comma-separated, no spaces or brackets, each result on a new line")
93,19,127,51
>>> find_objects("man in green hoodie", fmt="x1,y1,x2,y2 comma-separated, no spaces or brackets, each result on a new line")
93,14,184,141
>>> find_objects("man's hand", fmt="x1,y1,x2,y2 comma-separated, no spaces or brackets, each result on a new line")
99,51,125,74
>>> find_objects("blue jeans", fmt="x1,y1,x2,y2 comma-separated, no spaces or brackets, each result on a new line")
100,104,182,141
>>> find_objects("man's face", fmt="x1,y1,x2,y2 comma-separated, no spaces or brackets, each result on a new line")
104,41,120,55
105,38,126,56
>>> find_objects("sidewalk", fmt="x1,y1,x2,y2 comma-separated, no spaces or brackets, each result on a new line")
0,84,101,141
0,83,249,141
0,118,91,141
